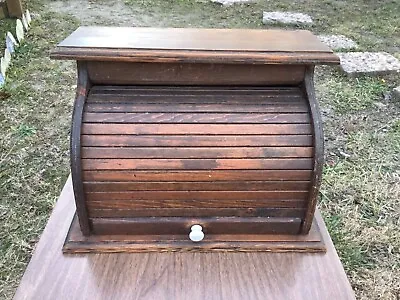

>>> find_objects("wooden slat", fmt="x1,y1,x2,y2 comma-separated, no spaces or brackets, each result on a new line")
86,191,307,201
88,207,306,218
86,94,303,104
81,158,313,170
81,135,313,147
89,88,302,96
87,199,306,209
81,147,313,159
90,86,302,93
82,170,313,182
83,112,310,124
89,217,302,235
84,181,310,192
84,103,309,113
87,91,302,97
82,124,312,135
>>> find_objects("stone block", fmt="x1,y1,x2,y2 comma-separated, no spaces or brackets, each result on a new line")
318,35,358,50
212,0,254,5
262,12,313,25
337,52,400,76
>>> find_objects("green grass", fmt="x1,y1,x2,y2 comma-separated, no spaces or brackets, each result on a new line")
318,74,388,113
0,0,399,299
0,3,79,298
317,65,400,298
123,0,400,51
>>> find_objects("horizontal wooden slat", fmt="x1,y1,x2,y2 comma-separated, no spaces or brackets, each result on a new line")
85,103,309,113
90,86,303,94
82,124,312,135
88,207,306,218
83,112,310,124
81,147,313,159
87,87,304,103
84,181,310,192
87,95,303,105
86,191,307,201
87,96,304,105
82,170,313,182
87,198,306,209
81,135,313,147
89,216,302,235
82,158,313,170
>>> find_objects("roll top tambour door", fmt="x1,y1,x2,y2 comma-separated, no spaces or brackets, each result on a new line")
81,86,313,229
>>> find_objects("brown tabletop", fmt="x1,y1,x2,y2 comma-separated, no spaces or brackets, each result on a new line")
13,177,355,300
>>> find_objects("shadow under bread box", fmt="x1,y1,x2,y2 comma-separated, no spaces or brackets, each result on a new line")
51,27,339,253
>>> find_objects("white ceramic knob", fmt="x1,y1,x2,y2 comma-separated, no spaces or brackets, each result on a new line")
189,225,204,242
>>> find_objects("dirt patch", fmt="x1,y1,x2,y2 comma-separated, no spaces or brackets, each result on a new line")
48,0,137,26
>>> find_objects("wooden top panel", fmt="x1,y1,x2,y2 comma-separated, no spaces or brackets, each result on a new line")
13,177,355,300
51,27,339,64
58,27,331,52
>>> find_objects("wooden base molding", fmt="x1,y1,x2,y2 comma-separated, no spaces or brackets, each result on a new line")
63,212,326,253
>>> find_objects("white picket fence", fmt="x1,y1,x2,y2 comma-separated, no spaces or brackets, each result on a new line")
1,9,32,86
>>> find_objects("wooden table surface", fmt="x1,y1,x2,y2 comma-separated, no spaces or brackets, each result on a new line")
13,177,355,300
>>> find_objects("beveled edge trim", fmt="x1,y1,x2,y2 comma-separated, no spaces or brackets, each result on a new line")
70,61,92,235
50,48,340,65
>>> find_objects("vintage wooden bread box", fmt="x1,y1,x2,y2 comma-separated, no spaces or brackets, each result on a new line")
51,27,339,253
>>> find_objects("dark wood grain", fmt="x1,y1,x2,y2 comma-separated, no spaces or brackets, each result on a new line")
82,170,313,182
83,181,310,192
65,213,324,252
301,66,324,234
88,85,303,97
80,80,314,232
83,112,310,124
50,28,335,239
85,190,308,201
82,123,312,135
84,103,309,113
13,178,355,300
70,61,91,236
90,216,302,235
81,147,314,159
81,135,313,147
56,27,335,52
88,207,306,218
87,62,306,85
87,86,304,101
81,158,313,170
52,48,340,65
50,27,339,65
6,0,23,17
86,199,306,209
78,83,313,235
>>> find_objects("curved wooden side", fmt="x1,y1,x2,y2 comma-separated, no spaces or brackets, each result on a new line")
301,66,324,234
70,61,91,235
